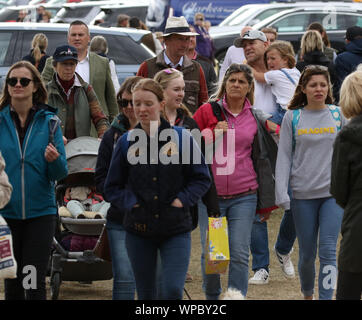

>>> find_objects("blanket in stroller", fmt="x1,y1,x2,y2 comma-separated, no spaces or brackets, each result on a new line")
61,233,99,252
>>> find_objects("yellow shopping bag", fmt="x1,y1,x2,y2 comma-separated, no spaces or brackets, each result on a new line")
205,217,230,274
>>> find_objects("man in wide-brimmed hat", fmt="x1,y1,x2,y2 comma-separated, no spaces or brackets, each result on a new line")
137,16,208,113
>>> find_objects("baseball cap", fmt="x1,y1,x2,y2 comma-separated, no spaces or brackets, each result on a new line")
234,30,267,48
53,45,78,63
345,26,362,41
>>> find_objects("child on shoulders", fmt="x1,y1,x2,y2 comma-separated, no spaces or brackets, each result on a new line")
252,40,300,125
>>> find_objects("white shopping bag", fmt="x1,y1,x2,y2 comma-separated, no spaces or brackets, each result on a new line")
0,215,17,279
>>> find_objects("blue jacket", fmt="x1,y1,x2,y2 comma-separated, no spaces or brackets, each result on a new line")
0,104,68,220
335,39,362,100
104,118,211,237
95,113,129,225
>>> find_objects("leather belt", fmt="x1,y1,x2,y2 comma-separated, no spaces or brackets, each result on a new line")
218,189,257,200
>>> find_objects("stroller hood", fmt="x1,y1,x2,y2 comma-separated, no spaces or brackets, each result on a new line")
61,137,100,186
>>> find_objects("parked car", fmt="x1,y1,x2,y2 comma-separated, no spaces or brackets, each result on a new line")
218,1,357,27
52,0,126,24
211,3,362,63
90,3,149,26
0,22,155,89
254,6,362,53
0,3,64,22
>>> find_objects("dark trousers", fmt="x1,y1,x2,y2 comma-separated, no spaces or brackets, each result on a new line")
336,269,362,300
4,215,56,300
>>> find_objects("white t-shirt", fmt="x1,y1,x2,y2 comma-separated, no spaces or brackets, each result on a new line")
253,80,276,115
76,52,90,84
264,68,300,110
218,46,246,83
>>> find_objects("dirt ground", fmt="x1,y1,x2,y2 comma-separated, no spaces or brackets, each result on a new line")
0,209,338,300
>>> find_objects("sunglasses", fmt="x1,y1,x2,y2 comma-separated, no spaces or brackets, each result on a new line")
7,77,33,87
118,98,133,108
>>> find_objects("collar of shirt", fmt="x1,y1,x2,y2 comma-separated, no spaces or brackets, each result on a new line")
75,50,90,83
56,73,77,100
164,51,183,68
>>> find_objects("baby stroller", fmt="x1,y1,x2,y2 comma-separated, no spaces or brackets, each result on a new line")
49,136,113,300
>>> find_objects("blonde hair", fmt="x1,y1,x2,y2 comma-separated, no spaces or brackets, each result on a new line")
153,68,193,118
90,35,108,55
300,30,324,57
265,40,296,69
261,27,277,38
339,70,362,118
31,33,48,64
213,63,254,105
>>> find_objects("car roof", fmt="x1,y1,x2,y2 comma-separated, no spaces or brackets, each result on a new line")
219,1,362,26
0,22,150,42
252,6,362,31
99,3,148,9
61,0,137,8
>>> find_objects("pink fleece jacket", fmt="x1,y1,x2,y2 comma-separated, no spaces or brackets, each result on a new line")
193,98,258,196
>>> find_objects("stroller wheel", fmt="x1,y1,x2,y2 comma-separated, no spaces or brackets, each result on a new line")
50,272,61,300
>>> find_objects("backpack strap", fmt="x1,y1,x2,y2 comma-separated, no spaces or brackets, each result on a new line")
291,109,301,153
210,100,227,122
291,105,342,152
280,68,296,86
327,105,342,132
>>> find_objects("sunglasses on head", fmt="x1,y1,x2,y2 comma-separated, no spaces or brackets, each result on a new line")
118,98,133,108
7,77,33,87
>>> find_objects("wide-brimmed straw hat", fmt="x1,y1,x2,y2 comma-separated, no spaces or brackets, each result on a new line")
163,16,199,37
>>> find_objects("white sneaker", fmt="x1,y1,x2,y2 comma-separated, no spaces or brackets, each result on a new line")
274,246,295,279
248,268,269,285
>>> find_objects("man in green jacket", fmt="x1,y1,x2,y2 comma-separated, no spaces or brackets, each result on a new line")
41,20,118,129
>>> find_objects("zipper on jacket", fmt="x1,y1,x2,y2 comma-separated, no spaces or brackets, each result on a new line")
14,119,36,220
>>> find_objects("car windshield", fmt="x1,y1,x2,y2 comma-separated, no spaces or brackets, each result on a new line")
0,9,20,22
60,6,92,19
219,7,258,26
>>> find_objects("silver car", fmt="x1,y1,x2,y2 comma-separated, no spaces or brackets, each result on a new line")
0,22,155,89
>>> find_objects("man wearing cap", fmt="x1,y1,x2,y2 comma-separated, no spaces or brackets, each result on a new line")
137,16,209,113
42,20,118,130
234,29,280,286
335,26,362,101
218,26,252,83
46,45,109,140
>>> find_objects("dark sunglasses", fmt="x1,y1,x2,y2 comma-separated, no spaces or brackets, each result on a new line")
118,98,133,108
7,77,33,87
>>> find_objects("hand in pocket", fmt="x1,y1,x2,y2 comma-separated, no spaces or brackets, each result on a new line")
171,198,183,208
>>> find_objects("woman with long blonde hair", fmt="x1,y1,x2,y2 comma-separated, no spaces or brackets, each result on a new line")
22,33,49,73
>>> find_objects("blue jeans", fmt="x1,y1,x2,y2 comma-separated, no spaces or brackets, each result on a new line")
275,187,297,255
250,215,269,272
269,103,286,126
106,219,136,300
291,197,343,300
125,231,191,300
199,194,257,299
275,208,296,255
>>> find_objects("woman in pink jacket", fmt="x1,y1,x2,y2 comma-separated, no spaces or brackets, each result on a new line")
193,63,277,299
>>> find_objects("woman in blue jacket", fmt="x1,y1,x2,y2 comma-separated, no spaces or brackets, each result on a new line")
104,78,211,300
0,61,68,300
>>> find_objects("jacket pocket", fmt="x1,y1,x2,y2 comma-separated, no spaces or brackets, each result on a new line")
162,205,185,223
123,206,150,234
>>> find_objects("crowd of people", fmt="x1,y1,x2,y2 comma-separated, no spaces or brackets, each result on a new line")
0,12,362,301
